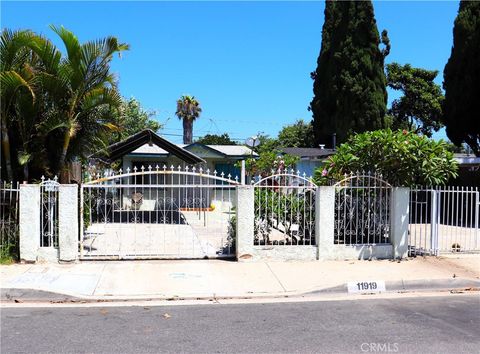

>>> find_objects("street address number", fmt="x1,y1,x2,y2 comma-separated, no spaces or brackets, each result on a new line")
347,280,386,294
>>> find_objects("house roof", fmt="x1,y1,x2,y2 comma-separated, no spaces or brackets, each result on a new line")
205,145,258,157
91,129,205,164
281,147,336,159
454,153,480,166
129,142,257,158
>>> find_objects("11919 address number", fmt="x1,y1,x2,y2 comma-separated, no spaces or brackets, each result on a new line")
347,280,386,294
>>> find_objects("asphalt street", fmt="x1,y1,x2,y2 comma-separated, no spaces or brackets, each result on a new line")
1,294,479,354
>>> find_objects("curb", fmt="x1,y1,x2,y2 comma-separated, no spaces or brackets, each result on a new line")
2,278,479,304
307,278,480,295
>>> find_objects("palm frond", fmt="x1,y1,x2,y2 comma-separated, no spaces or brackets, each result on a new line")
81,86,122,112
49,25,81,67
0,70,36,102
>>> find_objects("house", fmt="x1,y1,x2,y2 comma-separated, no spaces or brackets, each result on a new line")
91,129,257,181
124,142,256,180
87,129,258,212
280,147,335,177
91,129,258,181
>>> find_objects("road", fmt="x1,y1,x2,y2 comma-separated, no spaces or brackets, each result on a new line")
1,294,479,353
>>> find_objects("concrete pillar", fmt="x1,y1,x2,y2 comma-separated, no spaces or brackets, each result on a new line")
390,187,410,260
59,185,79,261
236,185,255,261
317,186,335,260
19,184,40,262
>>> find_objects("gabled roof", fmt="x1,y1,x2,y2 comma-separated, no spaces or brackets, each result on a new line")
182,143,227,158
128,142,258,158
281,147,336,159
91,130,205,164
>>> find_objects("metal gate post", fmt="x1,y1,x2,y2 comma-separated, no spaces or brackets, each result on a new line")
475,189,479,251
430,190,439,256
79,184,84,259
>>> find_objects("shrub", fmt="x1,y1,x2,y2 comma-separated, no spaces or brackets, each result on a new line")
314,129,458,186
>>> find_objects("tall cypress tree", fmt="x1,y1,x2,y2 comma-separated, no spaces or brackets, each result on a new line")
310,0,389,146
443,1,480,156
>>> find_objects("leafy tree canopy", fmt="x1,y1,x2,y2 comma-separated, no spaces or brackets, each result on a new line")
443,0,480,156
313,129,458,187
386,63,444,137
109,97,161,143
277,119,315,147
196,133,237,145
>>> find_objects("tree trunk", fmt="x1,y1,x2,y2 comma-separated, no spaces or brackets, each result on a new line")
183,119,193,144
58,130,71,180
0,116,13,181
23,163,29,182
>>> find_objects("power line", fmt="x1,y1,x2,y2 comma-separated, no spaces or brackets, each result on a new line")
160,132,247,141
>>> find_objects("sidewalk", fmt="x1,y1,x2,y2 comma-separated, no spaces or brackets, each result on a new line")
1,255,479,302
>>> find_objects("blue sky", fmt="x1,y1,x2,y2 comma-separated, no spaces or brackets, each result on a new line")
2,1,459,144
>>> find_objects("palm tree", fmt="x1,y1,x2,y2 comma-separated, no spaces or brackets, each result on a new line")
36,25,129,179
1,26,129,181
0,29,38,181
175,95,202,144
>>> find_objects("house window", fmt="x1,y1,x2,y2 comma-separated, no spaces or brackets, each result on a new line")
214,163,241,183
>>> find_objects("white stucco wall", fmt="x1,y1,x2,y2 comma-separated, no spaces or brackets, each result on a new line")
59,185,79,261
19,185,40,262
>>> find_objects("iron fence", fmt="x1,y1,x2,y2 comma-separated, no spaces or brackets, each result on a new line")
334,173,392,245
0,181,20,259
40,177,60,248
409,186,479,255
80,165,238,259
252,170,317,246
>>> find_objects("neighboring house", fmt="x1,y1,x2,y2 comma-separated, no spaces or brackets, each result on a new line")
280,147,335,177
453,153,480,186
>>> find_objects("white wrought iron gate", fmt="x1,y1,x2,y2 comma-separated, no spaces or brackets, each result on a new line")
40,177,60,249
80,166,238,259
409,186,479,255
333,173,392,246
253,171,317,246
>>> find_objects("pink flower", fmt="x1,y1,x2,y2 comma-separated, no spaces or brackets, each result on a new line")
321,169,328,177
402,129,408,135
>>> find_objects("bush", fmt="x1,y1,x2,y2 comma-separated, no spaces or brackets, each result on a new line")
314,129,458,186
